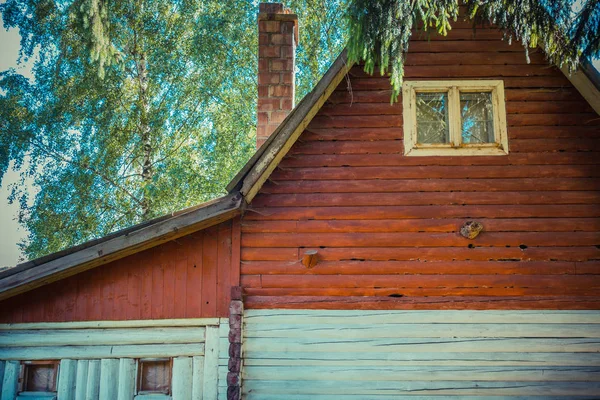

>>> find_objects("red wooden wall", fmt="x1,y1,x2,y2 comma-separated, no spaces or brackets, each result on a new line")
241,25,600,309
0,219,240,322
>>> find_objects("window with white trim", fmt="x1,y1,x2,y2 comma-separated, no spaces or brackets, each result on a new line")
402,80,508,156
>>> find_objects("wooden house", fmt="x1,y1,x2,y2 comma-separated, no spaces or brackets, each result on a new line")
1,2,599,399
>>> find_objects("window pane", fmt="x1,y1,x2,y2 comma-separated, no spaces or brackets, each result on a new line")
24,364,57,392
461,92,494,143
139,360,171,394
416,92,449,144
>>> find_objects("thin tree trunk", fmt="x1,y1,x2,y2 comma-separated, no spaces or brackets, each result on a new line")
138,50,152,218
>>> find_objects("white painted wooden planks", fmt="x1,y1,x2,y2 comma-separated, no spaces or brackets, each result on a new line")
0,327,206,347
242,309,600,398
0,320,226,400
0,343,205,360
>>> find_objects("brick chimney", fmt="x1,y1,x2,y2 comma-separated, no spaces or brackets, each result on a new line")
257,3,298,148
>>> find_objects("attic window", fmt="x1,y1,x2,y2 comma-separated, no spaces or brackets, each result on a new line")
402,80,508,156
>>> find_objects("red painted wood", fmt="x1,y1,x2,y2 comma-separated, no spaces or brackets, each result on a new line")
0,220,236,322
241,23,600,309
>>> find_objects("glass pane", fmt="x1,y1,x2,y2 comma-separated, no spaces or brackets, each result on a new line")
139,360,171,393
461,92,494,143
416,92,450,144
24,364,57,392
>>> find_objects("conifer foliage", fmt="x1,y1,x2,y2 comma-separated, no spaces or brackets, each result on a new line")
347,0,600,101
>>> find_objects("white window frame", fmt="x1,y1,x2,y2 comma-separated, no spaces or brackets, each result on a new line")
402,80,509,156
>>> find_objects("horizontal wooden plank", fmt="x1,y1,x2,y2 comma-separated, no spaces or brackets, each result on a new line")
241,232,600,248
505,88,583,101
244,323,600,338
404,65,559,77
270,165,600,180
244,205,600,220
0,327,206,347
244,309,600,324
345,76,572,91
507,114,600,126
308,115,403,129
250,192,600,207
241,246,600,262
260,178,600,193
0,343,205,360
243,365,600,382
300,127,599,142
245,295,600,309
242,380,600,396
241,260,596,276
329,88,582,103
245,395,600,400
242,218,600,233
243,336,600,353
290,139,600,154
244,351,600,366
0,318,220,330
242,286,600,297
249,275,600,292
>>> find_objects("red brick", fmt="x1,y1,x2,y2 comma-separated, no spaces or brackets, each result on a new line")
229,313,242,329
228,358,242,373
258,97,281,111
271,33,292,45
257,112,269,125
227,385,240,400
271,59,292,72
229,343,242,358
281,21,296,35
258,85,269,97
259,33,270,45
230,300,244,314
281,98,293,110
270,110,289,124
258,72,280,85
229,329,242,343
259,3,284,13
270,85,292,97
256,138,267,148
281,72,294,84
259,20,280,33
230,286,243,300
259,45,281,58
281,45,295,59
258,58,269,71
227,371,240,385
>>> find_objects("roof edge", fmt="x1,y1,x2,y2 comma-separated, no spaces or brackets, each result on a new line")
237,49,352,202
0,192,243,301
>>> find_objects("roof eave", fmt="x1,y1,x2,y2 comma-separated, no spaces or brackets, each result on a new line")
0,192,243,301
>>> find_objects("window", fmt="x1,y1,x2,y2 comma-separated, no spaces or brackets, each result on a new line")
402,80,508,156
19,361,58,393
137,358,172,397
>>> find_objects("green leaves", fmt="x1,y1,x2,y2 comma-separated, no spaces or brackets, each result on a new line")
1,0,346,261
347,0,600,101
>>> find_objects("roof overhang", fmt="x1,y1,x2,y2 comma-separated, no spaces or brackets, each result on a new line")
0,192,243,301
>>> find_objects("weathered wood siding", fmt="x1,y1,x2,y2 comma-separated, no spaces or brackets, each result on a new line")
0,219,241,322
242,309,600,399
0,319,225,400
241,26,600,309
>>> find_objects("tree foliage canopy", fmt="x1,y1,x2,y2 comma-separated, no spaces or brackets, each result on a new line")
0,0,598,262
347,0,600,100
0,0,347,260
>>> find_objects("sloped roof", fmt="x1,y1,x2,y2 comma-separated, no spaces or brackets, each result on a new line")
0,50,351,301
1,41,599,301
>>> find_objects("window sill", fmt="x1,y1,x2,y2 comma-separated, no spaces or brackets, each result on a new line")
405,146,508,156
